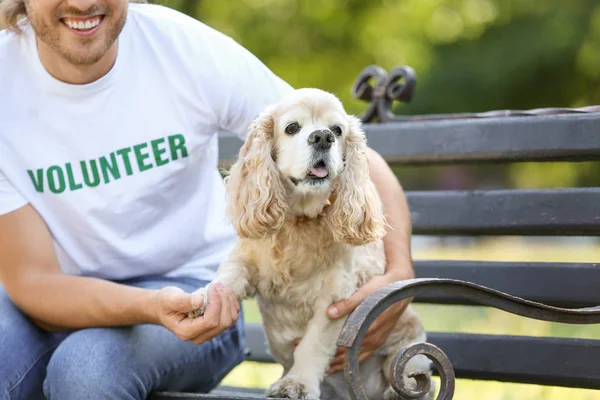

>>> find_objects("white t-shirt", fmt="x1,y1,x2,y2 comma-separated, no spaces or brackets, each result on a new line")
0,3,293,280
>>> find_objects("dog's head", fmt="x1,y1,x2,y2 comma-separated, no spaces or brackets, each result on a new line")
225,88,386,245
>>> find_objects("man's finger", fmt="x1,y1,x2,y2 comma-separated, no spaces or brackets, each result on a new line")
183,286,224,342
329,354,345,369
165,287,198,314
327,347,349,374
190,288,207,311
329,348,375,374
329,348,346,365
201,285,222,328
191,291,235,344
218,286,233,327
358,350,373,363
326,286,370,319
227,288,239,321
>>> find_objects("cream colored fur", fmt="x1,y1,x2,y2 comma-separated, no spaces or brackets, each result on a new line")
189,88,434,400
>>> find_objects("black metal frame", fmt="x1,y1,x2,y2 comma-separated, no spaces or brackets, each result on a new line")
337,279,600,400
336,65,600,400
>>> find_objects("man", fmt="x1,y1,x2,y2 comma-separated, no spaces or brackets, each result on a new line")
0,0,416,399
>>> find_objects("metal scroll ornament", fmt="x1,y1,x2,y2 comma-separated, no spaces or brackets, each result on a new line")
351,65,417,123
337,278,600,400
351,65,600,123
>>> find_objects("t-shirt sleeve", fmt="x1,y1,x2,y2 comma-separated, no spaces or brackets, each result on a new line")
0,169,28,215
209,36,295,141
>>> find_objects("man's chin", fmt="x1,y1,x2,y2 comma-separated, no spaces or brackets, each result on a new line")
57,43,109,66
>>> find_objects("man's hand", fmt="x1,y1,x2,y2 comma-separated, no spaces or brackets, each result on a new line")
324,269,412,375
151,282,240,344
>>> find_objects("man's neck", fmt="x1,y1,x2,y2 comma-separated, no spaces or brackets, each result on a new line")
36,40,118,85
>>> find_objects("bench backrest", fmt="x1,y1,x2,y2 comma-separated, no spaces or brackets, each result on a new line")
374,112,600,390
220,110,600,391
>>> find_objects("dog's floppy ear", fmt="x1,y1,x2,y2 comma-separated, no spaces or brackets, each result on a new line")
225,106,287,239
327,115,387,245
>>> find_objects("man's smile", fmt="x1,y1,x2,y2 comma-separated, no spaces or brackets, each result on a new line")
61,16,104,36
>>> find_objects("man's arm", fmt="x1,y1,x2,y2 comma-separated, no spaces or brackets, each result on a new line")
366,147,415,279
325,147,415,374
0,204,238,344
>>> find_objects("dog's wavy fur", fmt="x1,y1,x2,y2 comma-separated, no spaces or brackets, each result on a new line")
191,88,434,400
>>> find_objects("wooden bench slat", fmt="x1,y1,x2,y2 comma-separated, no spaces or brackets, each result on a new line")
362,113,600,165
151,387,272,400
217,114,600,165
244,323,273,363
408,188,600,236
414,260,600,308
210,387,266,398
150,393,263,400
429,333,600,389
241,325,600,390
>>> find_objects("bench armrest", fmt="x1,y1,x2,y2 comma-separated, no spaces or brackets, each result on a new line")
337,277,600,400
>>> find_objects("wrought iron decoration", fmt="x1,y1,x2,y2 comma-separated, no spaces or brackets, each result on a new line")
337,279,600,400
344,65,600,399
352,64,600,123
352,65,417,123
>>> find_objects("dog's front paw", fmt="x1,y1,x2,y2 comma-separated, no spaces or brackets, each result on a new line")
186,287,208,319
266,377,317,399
186,306,206,319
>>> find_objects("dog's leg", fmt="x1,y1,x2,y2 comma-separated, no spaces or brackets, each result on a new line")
266,300,345,400
187,257,253,318
379,306,435,400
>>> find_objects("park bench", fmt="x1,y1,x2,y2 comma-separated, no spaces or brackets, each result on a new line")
151,65,600,399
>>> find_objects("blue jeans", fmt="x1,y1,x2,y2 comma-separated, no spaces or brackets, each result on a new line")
0,276,246,400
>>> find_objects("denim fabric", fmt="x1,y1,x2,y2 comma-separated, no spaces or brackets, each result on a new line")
0,276,245,400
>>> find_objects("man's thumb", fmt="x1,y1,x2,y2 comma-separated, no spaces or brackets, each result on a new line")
327,295,358,319
167,290,197,313
191,290,205,310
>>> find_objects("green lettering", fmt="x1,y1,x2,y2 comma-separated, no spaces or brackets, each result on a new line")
133,143,153,172
27,169,44,193
47,166,66,194
80,160,100,187
151,138,169,166
116,148,134,176
100,153,121,183
168,134,188,161
65,163,83,191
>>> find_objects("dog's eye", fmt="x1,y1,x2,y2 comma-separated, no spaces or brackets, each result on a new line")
285,122,300,135
331,125,342,136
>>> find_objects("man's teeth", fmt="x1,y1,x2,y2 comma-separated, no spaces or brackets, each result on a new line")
64,18,101,30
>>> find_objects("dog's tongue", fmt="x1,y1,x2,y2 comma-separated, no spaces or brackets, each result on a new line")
311,165,328,178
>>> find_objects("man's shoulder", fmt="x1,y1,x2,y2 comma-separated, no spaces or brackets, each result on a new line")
127,3,195,26
127,3,233,47
125,3,259,81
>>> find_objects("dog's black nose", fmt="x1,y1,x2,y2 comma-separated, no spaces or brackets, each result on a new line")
308,130,335,150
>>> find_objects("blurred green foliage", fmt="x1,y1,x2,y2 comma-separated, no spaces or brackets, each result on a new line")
160,0,600,190
161,0,600,114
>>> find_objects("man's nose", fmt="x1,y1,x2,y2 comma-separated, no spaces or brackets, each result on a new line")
66,0,99,11
307,130,335,150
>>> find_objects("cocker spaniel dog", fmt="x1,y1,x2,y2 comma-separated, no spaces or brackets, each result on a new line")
189,88,434,400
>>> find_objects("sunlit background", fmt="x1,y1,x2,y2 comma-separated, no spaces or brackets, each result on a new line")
155,0,600,398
